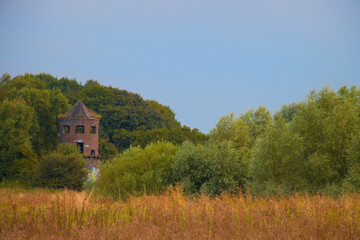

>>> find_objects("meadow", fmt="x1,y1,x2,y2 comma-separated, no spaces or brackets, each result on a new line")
1,187,359,240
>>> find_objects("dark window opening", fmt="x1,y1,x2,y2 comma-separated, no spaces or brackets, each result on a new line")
63,125,70,134
76,126,84,134
90,126,96,134
91,150,95,156
77,142,84,153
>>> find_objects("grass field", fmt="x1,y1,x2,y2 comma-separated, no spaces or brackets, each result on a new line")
1,187,359,239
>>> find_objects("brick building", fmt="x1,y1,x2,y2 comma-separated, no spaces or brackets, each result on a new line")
59,100,101,157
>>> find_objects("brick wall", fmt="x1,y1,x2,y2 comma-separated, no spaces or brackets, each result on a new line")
59,118,100,156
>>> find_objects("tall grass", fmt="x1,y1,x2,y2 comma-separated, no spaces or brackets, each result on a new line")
1,187,359,239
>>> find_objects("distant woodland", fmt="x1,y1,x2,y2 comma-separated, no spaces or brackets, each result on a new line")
0,73,359,199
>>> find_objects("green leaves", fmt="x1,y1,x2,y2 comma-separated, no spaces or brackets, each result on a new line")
72,80,207,151
96,141,179,200
343,136,360,191
249,117,306,194
241,106,272,143
1,72,359,197
35,144,87,190
171,106,272,196
0,74,70,154
250,86,360,195
99,139,118,159
172,140,248,196
0,99,36,181
210,113,251,149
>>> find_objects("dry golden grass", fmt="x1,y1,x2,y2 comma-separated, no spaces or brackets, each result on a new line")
1,187,359,240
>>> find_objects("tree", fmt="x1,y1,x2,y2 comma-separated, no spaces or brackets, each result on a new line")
37,73,83,103
274,102,304,122
172,141,208,194
172,141,248,196
343,136,360,191
96,141,178,200
241,106,272,146
36,144,87,190
0,99,36,181
146,100,181,128
249,86,360,195
24,73,207,153
210,113,251,149
291,87,360,189
249,117,307,195
0,74,69,154
208,113,253,179
99,139,118,159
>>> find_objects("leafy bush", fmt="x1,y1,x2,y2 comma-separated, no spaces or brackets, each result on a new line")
343,136,360,192
99,139,118,160
248,117,307,195
35,144,87,190
172,141,248,196
0,99,36,182
249,86,360,195
96,141,178,200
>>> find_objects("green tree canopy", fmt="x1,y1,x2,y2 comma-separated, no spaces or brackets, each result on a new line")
0,99,36,181
96,141,179,200
250,86,360,195
0,73,69,154
35,144,87,190
172,141,248,196
1,73,207,156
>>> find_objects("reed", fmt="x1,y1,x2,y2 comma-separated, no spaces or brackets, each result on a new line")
1,187,359,239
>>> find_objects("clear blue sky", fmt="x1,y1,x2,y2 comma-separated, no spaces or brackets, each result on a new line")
1,0,359,133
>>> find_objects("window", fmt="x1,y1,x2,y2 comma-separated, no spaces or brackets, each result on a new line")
90,126,96,134
91,150,95,156
77,142,84,153
76,126,84,134
63,125,70,134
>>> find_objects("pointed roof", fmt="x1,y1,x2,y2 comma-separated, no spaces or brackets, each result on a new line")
59,100,101,119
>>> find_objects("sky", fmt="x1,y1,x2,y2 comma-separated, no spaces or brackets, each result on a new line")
0,0,359,133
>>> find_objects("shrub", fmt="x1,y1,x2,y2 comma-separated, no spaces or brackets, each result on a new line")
343,136,360,192
0,99,36,182
96,141,178,200
172,141,248,196
99,139,118,160
35,144,87,190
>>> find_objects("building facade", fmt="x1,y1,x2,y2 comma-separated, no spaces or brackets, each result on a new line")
59,100,101,156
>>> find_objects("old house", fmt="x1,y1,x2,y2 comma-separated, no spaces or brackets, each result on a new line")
59,100,102,168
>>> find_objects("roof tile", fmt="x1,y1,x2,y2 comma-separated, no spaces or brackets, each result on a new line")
59,100,101,119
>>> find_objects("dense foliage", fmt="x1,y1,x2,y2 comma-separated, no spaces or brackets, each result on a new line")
96,141,178,200
173,141,248,196
0,73,69,181
0,99,36,180
249,87,360,195
36,73,207,151
35,144,87,190
170,106,272,196
0,73,206,185
108,86,360,197
0,72,359,197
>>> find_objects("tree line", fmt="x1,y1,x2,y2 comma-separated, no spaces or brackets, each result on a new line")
0,73,359,198
97,86,360,200
0,73,206,186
